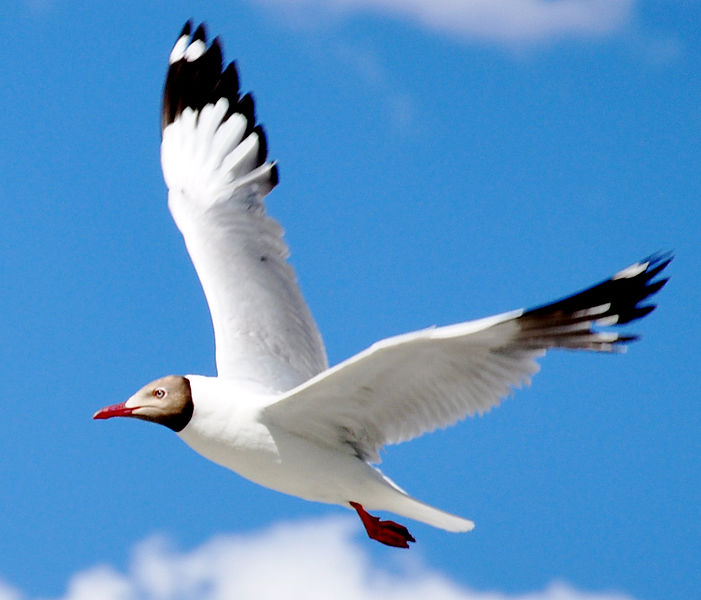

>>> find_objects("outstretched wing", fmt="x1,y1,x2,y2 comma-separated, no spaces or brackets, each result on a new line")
161,22,327,391
264,255,671,463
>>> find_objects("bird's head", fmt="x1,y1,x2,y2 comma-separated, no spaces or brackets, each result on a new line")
93,375,193,432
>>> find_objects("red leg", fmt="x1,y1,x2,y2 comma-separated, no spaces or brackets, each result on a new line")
349,501,416,548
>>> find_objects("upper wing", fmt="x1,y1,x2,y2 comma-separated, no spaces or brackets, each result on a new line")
264,255,671,462
161,22,327,391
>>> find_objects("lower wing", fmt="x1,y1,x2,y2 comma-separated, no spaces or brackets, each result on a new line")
264,254,671,463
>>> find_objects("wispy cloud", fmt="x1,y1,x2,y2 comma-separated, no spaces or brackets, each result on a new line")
256,0,635,45
332,42,417,133
2,518,636,600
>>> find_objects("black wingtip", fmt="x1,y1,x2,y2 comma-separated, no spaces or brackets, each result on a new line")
193,23,207,43
617,303,656,325
216,62,240,116
270,162,280,187
254,125,268,166
210,36,222,56
645,277,669,297
642,250,674,265
516,254,671,352
524,252,672,327
645,257,673,282
616,334,640,344
202,37,223,72
162,23,277,172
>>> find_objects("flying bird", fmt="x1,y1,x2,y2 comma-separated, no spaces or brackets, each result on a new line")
94,21,671,548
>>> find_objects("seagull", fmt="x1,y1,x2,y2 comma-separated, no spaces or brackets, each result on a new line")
94,21,671,549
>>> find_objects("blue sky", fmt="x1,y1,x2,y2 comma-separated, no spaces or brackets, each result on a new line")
1,1,699,599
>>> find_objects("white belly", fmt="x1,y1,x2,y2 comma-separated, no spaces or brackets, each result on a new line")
178,403,384,506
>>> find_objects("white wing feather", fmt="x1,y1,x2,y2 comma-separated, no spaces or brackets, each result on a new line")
265,312,538,463
265,256,670,462
161,24,327,391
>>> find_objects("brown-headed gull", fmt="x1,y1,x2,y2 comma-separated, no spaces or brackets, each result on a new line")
94,21,671,548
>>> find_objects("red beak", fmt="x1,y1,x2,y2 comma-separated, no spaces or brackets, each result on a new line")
93,402,136,420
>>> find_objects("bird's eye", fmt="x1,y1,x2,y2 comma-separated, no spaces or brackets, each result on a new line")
153,387,167,399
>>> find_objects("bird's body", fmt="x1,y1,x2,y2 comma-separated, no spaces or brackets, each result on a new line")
179,376,378,505
176,375,473,532
94,21,671,548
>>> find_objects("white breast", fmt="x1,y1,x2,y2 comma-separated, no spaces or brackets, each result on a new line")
177,375,392,505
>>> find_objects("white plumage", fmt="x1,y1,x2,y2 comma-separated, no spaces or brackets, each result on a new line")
94,22,670,548
163,92,326,390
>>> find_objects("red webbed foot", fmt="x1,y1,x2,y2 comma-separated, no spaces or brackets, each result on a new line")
350,501,416,548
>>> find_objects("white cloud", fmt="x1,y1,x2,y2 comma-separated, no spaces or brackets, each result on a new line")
0,580,22,600
256,0,635,44
1,517,636,600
